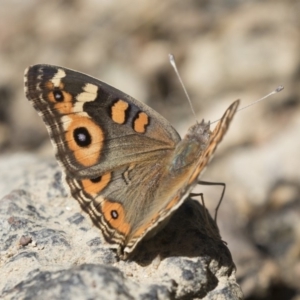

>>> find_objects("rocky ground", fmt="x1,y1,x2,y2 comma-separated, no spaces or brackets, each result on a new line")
0,1,299,299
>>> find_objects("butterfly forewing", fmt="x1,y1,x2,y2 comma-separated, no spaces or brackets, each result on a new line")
24,65,180,179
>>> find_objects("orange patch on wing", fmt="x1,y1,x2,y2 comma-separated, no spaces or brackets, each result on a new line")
132,195,181,239
111,100,129,124
54,92,73,114
101,200,130,235
132,222,150,239
65,115,104,166
134,112,149,133
132,212,161,239
165,195,180,210
81,173,111,196
188,170,199,185
44,81,74,114
188,161,206,184
45,80,54,90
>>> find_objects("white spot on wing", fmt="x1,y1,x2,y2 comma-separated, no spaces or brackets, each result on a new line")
61,115,72,131
76,83,98,102
81,190,97,206
73,180,81,189
24,68,29,93
51,69,66,87
74,83,98,115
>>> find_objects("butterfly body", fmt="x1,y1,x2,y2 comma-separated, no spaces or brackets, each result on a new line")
24,64,239,259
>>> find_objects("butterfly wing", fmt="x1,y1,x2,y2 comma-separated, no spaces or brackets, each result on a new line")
187,100,240,184
24,64,239,259
25,64,182,258
24,65,181,178
64,100,240,258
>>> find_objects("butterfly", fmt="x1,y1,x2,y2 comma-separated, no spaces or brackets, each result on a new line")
24,64,239,259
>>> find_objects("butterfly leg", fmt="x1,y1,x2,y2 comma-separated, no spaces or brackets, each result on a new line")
190,192,210,227
189,191,221,242
197,180,226,223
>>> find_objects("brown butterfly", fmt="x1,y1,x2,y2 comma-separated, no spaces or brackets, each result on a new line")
24,64,239,259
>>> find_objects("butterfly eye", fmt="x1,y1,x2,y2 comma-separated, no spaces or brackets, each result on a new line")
111,210,119,219
53,90,64,102
73,127,92,147
90,176,102,183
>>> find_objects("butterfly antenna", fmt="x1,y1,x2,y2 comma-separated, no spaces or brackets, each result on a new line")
169,54,198,123
237,85,284,113
211,85,284,124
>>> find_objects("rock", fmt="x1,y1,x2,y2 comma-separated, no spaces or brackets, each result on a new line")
0,155,242,300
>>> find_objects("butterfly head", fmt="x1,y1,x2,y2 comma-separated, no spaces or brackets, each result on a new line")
186,120,211,146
